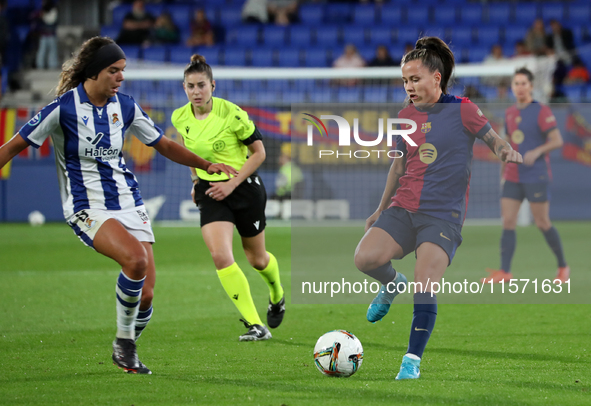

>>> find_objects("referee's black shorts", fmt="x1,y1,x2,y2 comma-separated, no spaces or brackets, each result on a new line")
194,174,267,238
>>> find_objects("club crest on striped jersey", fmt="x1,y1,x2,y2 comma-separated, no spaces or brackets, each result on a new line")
112,113,122,127
27,112,41,126
421,122,432,133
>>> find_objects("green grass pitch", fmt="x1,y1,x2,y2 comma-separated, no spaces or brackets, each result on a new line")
0,222,590,405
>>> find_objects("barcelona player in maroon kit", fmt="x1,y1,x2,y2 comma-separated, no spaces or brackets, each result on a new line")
353,37,523,380
482,68,569,284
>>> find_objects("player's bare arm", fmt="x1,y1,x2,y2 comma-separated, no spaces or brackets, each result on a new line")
365,155,406,231
482,129,523,164
0,134,29,169
523,128,564,166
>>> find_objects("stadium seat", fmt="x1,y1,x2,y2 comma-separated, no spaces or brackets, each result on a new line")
369,26,393,45
476,26,501,46
337,88,362,103
304,48,328,67
464,47,489,63
541,3,564,22
119,45,141,60
512,3,538,26
325,3,353,23
389,44,405,61
315,26,340,46
223,48,248,66
363,87,389,103
353,5,376,25
251,48,275,67
358,47,375,63
143,46,168,63
460,4,484,24
563,85,584,103
396,27,421,46
197,47,220,66
487,3,511,25
169,45,194,65
421,26,447,42
263,26,287,47
100,25,119,40
283,90,306,104
309,88,333,103
219,7,242,27
257,90,281,104
277,48,302,67
290,26,312,47
433,5,457,25
448,27,473,47
227,25,259,46
504,26,528,46
203,7,219,26
112,5,132,28
567,3,591,25
299,3,324,25
406,7,430,25
343,26,367,47
380,5,404,25
165,5,191,31
227,90,252,105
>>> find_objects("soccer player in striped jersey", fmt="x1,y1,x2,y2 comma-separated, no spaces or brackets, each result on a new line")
171,54,285,342
0,37,236,374
354,37,523,380
482,68,569,284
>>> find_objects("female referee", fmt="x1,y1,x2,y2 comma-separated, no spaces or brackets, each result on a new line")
353,37,523,380
171,54,285,341
481,67,569,284
0,37,236,374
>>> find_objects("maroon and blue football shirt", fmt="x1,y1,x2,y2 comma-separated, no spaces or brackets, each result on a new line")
391,94,491,225
503,101,556,183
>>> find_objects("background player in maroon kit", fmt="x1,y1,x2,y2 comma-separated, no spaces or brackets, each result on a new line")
353,37,523,380
482,68,569,284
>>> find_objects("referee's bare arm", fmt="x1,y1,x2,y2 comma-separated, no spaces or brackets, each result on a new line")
482,128,523,164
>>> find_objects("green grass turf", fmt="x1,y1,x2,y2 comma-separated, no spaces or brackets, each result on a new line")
0,222,590,405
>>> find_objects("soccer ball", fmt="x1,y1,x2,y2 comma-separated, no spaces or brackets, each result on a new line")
28,210,45,227
313,330,363,377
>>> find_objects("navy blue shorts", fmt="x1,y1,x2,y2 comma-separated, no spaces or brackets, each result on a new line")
372,206,463,265
502,180,549,203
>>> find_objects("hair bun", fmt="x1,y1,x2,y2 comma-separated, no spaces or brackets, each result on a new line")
190,54,207,64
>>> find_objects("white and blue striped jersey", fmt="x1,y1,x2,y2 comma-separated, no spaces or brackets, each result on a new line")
18,83,163,219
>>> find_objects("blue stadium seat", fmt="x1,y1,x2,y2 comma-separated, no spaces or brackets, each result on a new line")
203,7,219,26
434,5,457,25
277,48,301,67
464,47,489,63
460,4,483,24
145,4,164,20
165,5,191,31
119,45,141,60
541,3,564,22
219,7,242,27
389,44,405,61
309,88,334,103
363,87,389,103
504,26,528,46
169,45,193,65
568,3,591,25
448,27,473,47
223,48,247,66
343,26,367,47
337,88,362,103
476,26,501,46
197,47,221,66
299,4,324,25
290,26,312,47
563,85,584,103
143,46,168,63
369,26,393,45
251,48,275,67
112,5,132,28
487,3,511,24
283,90,306,104
227,25,259,46
315,26,340,46
100,25,119,40
263,26,287,47
325,3,353,23
421,26,446,42
242,80,265,91
512,4,538,26
257,91,281,104
406,7,430,25
304,48,329,67
358,47,374,63
392,88,407,103
380,5,404,25
353,5,376,25
227,90,252,105
396,27,420,46
502,43,514,58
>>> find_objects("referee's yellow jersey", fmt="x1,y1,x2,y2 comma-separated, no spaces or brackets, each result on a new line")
171,97,256,181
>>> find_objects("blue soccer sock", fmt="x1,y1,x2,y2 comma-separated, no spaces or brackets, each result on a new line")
363,261,397,285
407,292,437,359
135,305,153,341
500,229,516,273
542,226,567,268
116,271,144,340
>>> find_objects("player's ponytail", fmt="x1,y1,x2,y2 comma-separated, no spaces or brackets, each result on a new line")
401,36,455,94
184,54,214,83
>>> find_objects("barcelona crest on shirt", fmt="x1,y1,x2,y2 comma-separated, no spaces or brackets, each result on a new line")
421,122,432,133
